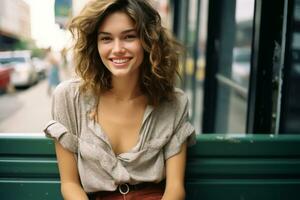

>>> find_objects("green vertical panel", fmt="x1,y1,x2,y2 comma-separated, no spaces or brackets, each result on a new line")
190,0,201,123
181,0,190,89
215,0,236,133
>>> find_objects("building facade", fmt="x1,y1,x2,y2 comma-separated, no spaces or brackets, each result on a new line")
0,0,31,50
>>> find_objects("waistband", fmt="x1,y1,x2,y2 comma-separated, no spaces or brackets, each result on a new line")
90,181,165,199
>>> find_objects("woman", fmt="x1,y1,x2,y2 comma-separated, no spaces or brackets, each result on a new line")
45,47,61,95
44,0,196,199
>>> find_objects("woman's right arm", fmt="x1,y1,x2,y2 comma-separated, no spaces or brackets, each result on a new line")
55,141,89,200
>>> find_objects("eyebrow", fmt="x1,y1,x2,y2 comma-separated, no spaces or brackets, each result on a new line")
98,28,136,35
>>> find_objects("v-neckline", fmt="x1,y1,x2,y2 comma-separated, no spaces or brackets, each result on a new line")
87,95,154,157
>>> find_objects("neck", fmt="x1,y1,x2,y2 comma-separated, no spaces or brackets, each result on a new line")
109,75,142,101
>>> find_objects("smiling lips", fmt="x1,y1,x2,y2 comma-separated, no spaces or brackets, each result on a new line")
111,58,131,64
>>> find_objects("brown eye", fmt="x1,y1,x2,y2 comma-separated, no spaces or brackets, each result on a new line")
124,34,137,40
100,37,111,41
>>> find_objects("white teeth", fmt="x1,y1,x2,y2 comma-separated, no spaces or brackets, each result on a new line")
112,59,129,64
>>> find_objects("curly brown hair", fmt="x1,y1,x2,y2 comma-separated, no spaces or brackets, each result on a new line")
69,0,182,106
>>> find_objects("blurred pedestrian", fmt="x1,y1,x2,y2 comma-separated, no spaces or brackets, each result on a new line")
60,47,68,70
45,47,60,95
44,0,196,200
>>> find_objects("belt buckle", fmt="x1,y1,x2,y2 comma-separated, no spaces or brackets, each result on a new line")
118,183,130,195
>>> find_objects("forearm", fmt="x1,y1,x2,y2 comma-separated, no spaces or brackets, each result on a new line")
61,182,89,200
162,182,185,200
163,142,187,200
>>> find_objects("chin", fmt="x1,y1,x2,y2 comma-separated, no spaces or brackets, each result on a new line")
109,67,140,78
110,70,131,77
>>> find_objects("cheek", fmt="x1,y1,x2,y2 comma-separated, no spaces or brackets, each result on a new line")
133,43,144,63
132,47,144,67
97,43,102,56
97,45,107,60
138,49,144,63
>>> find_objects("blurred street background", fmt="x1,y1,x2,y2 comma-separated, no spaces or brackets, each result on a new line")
0,0,80,132
0,70,71,132
0,0,257,134
0,79,52,132
0,0,173,133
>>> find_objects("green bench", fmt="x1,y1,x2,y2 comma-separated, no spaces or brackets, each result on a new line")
0,133,299,200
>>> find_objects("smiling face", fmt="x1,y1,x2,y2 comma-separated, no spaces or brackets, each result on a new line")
97,11,144,80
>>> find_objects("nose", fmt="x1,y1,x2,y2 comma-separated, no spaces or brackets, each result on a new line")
112,39,125,54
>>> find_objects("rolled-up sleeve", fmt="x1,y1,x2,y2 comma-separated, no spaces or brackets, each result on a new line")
43,82,79,153
44,120,78,152
163,92,196,160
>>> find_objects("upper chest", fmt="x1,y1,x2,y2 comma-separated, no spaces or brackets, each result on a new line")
96,96,148,154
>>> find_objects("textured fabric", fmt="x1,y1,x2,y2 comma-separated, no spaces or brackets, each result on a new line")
44,79,196,193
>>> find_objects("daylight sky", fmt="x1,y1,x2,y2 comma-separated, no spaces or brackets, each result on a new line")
24,0,70,50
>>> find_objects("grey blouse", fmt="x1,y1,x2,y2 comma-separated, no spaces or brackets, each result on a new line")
44,79,196,193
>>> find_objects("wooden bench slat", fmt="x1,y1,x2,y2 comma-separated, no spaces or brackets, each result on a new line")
0,158,59,178
0,133,299,200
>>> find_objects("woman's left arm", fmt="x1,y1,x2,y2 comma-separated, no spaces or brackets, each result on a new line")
162,142,187,200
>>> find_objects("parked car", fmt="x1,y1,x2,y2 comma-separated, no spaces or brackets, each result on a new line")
0,51,38,87
0,66,13,93
32,57,49,80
